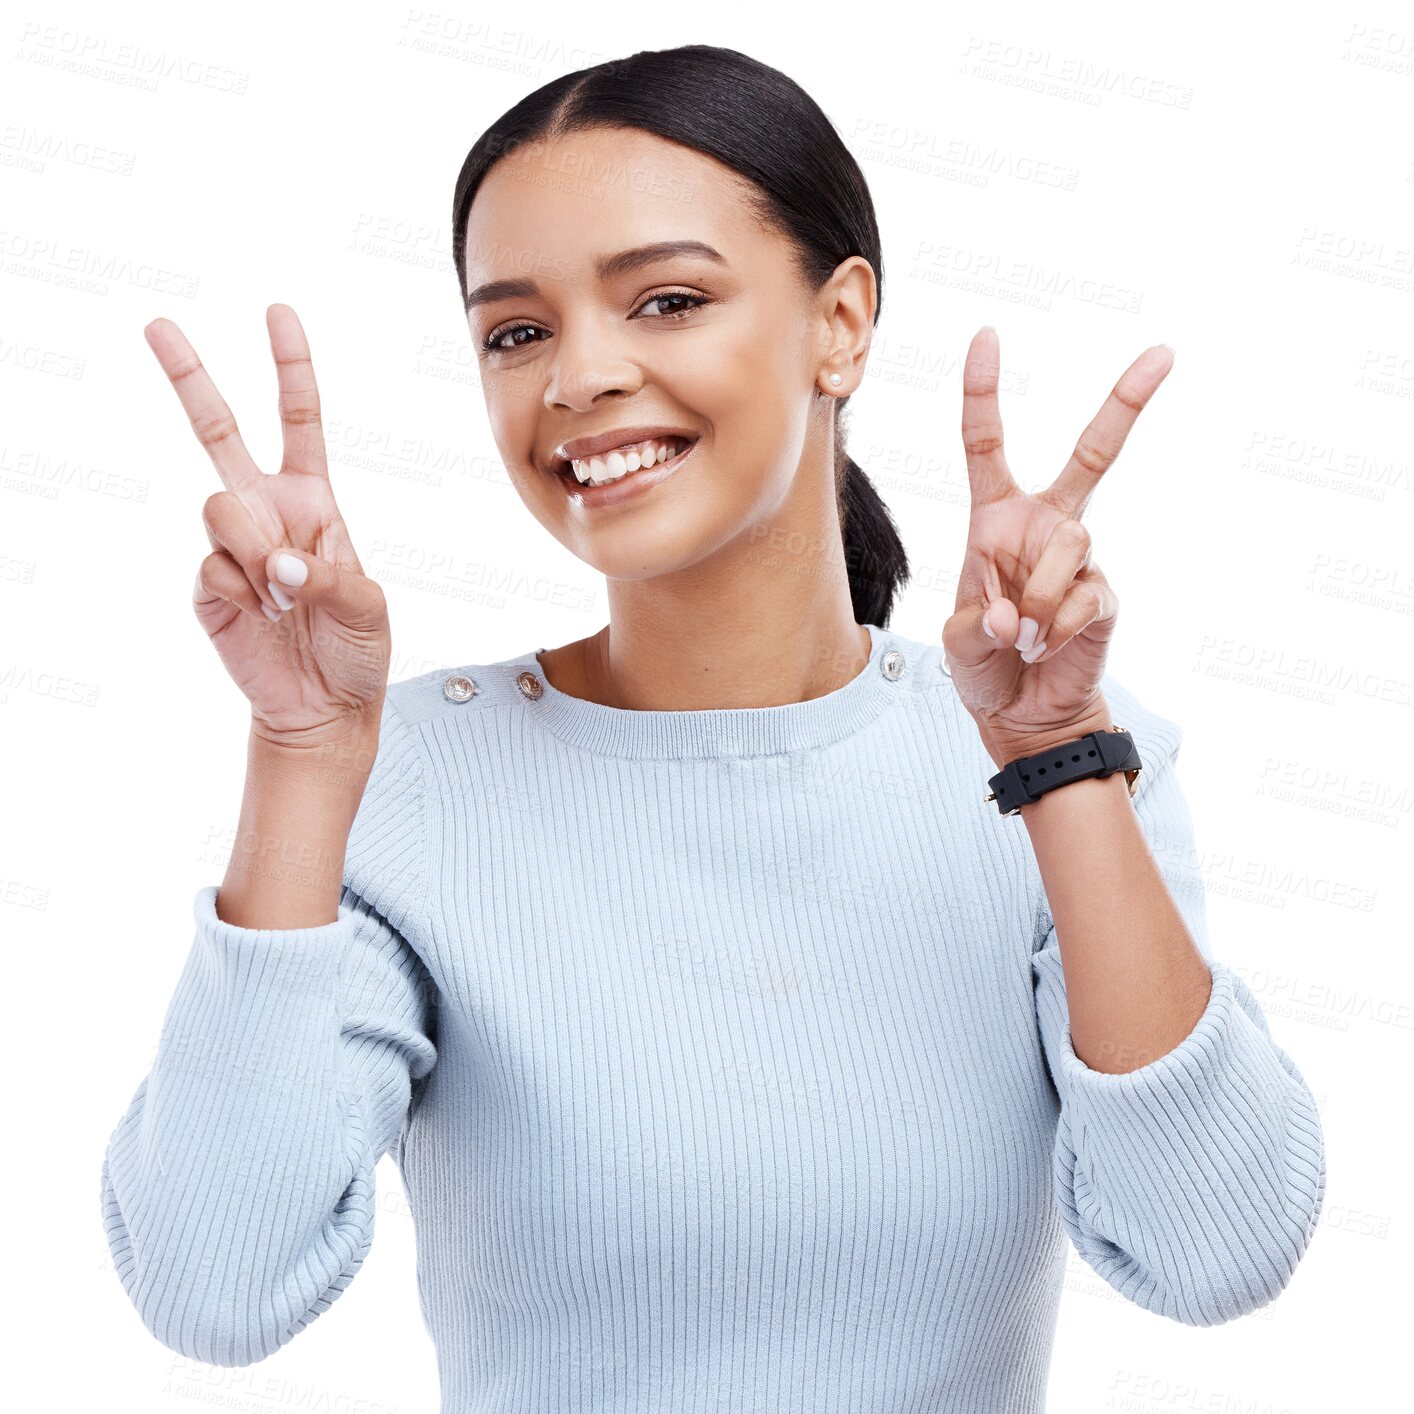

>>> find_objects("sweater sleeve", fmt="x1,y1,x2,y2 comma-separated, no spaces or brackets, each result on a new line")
1030,714,1326,1327
98,695,438,1367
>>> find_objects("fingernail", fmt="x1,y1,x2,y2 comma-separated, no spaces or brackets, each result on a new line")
1021,639,1047,664
275,552,308,587
261,603,282,623
268,579,295,611
982,610,996,639
1016,617,1038,653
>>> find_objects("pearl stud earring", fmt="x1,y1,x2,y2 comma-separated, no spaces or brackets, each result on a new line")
829,372,842,386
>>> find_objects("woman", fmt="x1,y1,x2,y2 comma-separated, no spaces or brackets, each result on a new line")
100,44,1325,1413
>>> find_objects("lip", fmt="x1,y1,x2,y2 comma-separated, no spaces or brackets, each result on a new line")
552,424,700,466
557,436,699,509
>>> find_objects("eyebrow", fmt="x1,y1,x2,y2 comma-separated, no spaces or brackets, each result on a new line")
463,239,727,312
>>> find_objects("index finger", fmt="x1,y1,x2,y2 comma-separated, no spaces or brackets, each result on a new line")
144,317,262,491
961,325,1020,506
267,303,329,479
1045,344,1174,518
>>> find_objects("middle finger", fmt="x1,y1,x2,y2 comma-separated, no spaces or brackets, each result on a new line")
1045,344,1173,519
267,304,329,479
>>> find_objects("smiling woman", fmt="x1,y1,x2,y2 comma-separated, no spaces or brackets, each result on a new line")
100,41,1324,1414
449,48,910,661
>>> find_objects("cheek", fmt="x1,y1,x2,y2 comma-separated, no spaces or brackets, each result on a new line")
485,380,534,447
665,327,804,473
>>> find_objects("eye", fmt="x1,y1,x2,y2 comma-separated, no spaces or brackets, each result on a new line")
479,289,711,356
633,289,710,320
480,322,544,356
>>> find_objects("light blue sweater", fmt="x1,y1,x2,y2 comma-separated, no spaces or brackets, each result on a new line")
100,621,1326,1412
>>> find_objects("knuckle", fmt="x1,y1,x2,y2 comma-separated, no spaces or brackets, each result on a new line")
278,400,323,427
964,429,1005,458
1070,435,1109,477
192,409,240,449
194,551,228,598
201,489,231,525
353,575,386,619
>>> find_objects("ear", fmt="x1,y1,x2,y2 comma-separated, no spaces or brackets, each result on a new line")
814,255,877,390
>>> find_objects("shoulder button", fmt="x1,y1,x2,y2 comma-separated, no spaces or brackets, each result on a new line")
443,674,478,703
515,670,544,700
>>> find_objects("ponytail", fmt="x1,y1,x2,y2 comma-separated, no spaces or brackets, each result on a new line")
831,397,909,628
839,457,909,629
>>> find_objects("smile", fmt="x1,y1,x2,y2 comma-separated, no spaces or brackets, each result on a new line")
567,435,696,487
554,436,700,508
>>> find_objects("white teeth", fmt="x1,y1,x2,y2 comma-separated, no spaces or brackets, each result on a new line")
569,436,690,487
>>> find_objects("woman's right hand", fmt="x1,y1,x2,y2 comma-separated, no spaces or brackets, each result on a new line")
146,305,392,750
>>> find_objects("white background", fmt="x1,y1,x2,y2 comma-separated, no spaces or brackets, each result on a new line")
6,1,1407,1409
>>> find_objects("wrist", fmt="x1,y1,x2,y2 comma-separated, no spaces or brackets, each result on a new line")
248,724,381,799
224,724,380,929
977,704,1116,773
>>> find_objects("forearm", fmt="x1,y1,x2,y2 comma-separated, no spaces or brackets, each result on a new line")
218,724,380,929
1017,769,1212,1073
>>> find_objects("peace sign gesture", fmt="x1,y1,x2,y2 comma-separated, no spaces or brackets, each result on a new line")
147,304,393,748
940,327,1175,767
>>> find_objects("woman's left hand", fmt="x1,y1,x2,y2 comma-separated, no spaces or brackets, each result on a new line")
941,327,1175,769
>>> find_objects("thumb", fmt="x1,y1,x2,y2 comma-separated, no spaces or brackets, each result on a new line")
943,596,1019,674
262,548,385,626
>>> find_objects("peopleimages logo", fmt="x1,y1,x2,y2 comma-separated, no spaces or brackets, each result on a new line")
15,23,250,95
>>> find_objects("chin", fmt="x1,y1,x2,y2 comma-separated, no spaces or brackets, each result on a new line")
560,500,753,583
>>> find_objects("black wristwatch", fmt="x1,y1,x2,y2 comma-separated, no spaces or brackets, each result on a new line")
984,725,1142,818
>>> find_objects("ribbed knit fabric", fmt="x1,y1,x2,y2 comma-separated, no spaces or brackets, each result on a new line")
99,621,1326,1412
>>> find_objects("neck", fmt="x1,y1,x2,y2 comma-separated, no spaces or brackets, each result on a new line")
542,418,870,712
552,595,870,714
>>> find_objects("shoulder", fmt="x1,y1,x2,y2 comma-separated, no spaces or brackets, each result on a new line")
875,625,959,709
365,647,545,811
1095,669,1186,773
384,645,544,728
353,644,540,820
884,624,1184,755
875,629,1191,811
342,644,547,927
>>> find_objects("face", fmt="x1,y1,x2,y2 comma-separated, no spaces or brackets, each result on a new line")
460,126,875,582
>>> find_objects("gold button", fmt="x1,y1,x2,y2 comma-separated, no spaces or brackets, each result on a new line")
516,670,544,700
443,674,477,703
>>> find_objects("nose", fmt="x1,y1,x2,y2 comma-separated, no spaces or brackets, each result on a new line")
542,320,642,411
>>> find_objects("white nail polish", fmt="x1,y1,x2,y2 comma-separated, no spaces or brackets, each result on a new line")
262,603,282,623
1016,617,1038,653
268,579,295,611
1021,639,1047,664
982,611,996,639
275,552,307,587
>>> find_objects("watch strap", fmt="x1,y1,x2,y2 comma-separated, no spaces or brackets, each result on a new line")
985,725,1142,818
